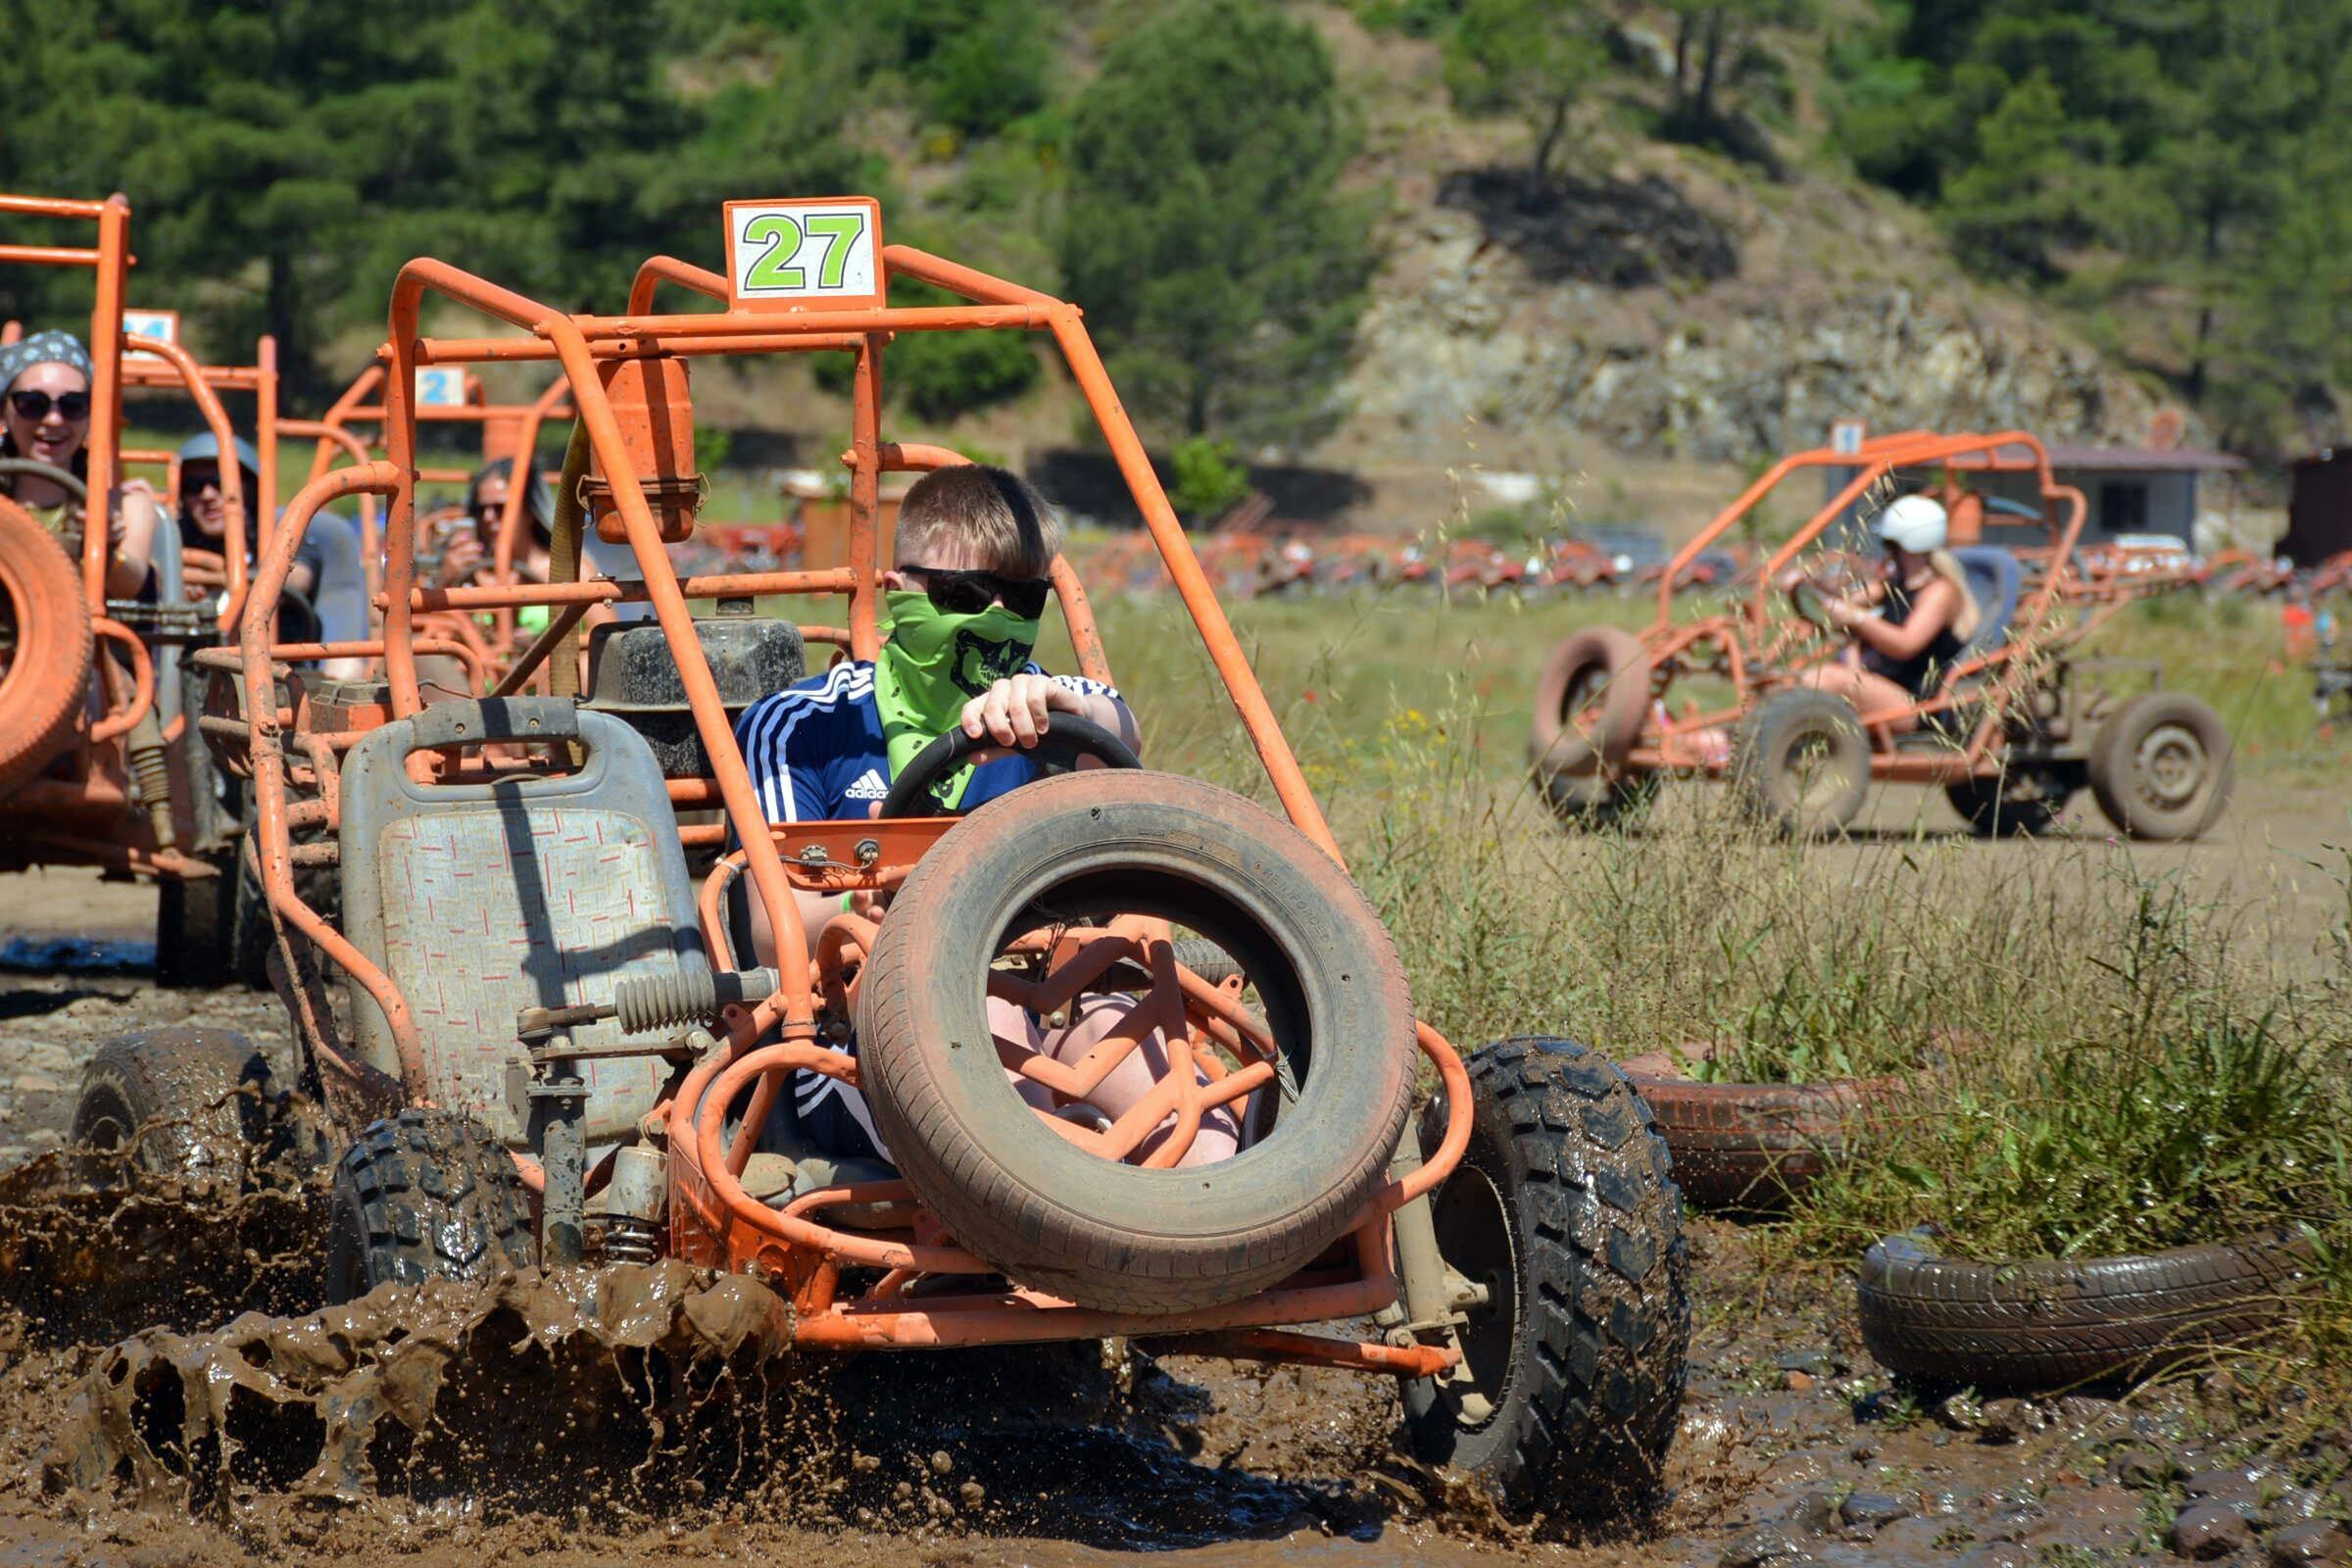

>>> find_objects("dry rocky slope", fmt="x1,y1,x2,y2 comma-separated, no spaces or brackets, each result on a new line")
1307,9,2162,493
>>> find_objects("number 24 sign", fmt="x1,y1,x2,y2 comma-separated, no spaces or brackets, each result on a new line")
723,198,883,313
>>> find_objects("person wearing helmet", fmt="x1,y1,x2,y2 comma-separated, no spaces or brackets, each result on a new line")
1779,492,1982,724
0,330,159,599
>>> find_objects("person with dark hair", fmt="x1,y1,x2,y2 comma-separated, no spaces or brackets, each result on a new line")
438,456,556,589
731,465,1225,1171
0,329,157,599
175,432,367,665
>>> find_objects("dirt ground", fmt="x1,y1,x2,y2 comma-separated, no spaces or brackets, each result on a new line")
0,782,2340,1568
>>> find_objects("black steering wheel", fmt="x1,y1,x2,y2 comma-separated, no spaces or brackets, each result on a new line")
878,712,1143,818
1788,579,1839,632
0,457,90,502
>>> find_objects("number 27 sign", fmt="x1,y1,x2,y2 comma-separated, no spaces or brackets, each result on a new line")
723,197,883,313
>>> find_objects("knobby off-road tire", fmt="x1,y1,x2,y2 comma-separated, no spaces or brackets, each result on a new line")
1625,1071,1892,1213
1735,689,1869,838
857,768,1416,1315
1403,1039,1690,1527
325,1109,537,1302
70,1028,291,1189
1857,1227,2317,1395
0,495,92,799
1527,627,1651,829
2086,691,2233,842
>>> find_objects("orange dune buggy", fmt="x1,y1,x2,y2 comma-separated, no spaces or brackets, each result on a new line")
1530,430,2233,840
0,191,304,983
101,201,1690,1521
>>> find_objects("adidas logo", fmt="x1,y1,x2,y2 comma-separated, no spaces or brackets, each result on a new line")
843,767,889,801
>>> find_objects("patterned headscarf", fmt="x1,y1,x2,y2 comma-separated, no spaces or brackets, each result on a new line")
0,329,94,395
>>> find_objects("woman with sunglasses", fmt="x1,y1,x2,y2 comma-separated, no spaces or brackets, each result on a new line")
732,465,1229,1172
0,330,158,600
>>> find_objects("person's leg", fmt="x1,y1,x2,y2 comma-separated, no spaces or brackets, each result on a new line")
1799,662,1919,731
987,993,1240,1167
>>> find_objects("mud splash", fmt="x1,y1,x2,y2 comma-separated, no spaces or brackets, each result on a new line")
48,1263,795,1521
0,1150,326,1347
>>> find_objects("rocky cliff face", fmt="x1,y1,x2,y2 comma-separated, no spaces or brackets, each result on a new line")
1343,172,2165,467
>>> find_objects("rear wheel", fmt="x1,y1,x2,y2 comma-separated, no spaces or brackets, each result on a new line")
1402,1039,1690,1527
70,1028,302,1189
325,1108,537,1302
1735,689,1869,838
1944,763,2078,839
155,863,236,987
2087,692,2232,841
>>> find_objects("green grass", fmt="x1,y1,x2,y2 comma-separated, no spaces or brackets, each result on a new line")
1065,583,2352,1300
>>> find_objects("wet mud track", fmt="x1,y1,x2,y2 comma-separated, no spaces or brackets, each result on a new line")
0,928,2329,1567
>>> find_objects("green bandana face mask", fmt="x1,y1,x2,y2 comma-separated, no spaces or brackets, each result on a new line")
872,588,1040,810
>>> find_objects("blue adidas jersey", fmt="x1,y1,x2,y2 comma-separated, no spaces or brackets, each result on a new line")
734,659,1121,824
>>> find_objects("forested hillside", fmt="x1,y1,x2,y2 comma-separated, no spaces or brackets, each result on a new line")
3,0,2343,490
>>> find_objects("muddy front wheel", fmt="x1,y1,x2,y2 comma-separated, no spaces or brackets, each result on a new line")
1402,1038,1690,1527
325,1109,537,1302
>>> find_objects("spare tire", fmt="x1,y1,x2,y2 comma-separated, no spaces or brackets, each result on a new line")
0,495,92,799
2087,691,2233,841
1857,1227,2317,1394
1626,1069,1892,1212
1527,626,1650,819
857,768,1416,1315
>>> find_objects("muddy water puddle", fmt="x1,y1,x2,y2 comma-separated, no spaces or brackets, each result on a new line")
0,965,2289,1567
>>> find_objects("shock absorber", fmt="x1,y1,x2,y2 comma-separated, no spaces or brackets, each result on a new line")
600,1217,662,1265
124,710,177,852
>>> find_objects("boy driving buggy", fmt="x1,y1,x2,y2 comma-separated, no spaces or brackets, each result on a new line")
736,462,1237,1170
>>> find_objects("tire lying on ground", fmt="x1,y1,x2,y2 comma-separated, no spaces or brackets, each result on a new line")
1402,1038,1690,1526
0,496,93,799
326,1108,538,1302
1527,626,1652,827
2086,691,2233,842
71,1027,311,1190
1621,1059,1892,1213
856,768,1416,1316
1857,1227,2318,1394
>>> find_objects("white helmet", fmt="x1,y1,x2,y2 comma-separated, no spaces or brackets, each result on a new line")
1874,494,1948,554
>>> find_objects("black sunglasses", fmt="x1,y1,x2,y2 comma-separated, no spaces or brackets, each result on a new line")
902,564,1052,618
8,389,90,421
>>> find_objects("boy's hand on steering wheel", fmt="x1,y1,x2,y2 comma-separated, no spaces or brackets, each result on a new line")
960,672,1084,753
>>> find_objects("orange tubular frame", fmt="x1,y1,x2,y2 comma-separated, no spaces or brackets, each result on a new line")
0,191,278,880
1617,430,2092,782
235,230,1471,1371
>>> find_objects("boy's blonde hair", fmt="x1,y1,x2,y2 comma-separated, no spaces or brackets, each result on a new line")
892,464,1064,578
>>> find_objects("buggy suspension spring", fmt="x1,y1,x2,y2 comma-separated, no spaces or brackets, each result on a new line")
599,1216,662,1265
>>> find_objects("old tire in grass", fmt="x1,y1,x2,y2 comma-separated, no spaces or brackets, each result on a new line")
1528,627,1650,826
1735,689,1869,838
325,1108,537,1302
1944,764,2079,839
1857,1226,2317,1395
1624,1069,1892,1213
857,768,1416,1315
0,495,93,799
2086,692,2233,842
71,1027,302,1189
1402,1038,1690,1527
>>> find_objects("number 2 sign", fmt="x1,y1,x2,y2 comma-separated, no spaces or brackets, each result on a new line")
723,197,883,313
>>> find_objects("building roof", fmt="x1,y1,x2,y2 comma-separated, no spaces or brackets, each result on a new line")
2043,444,2247,473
